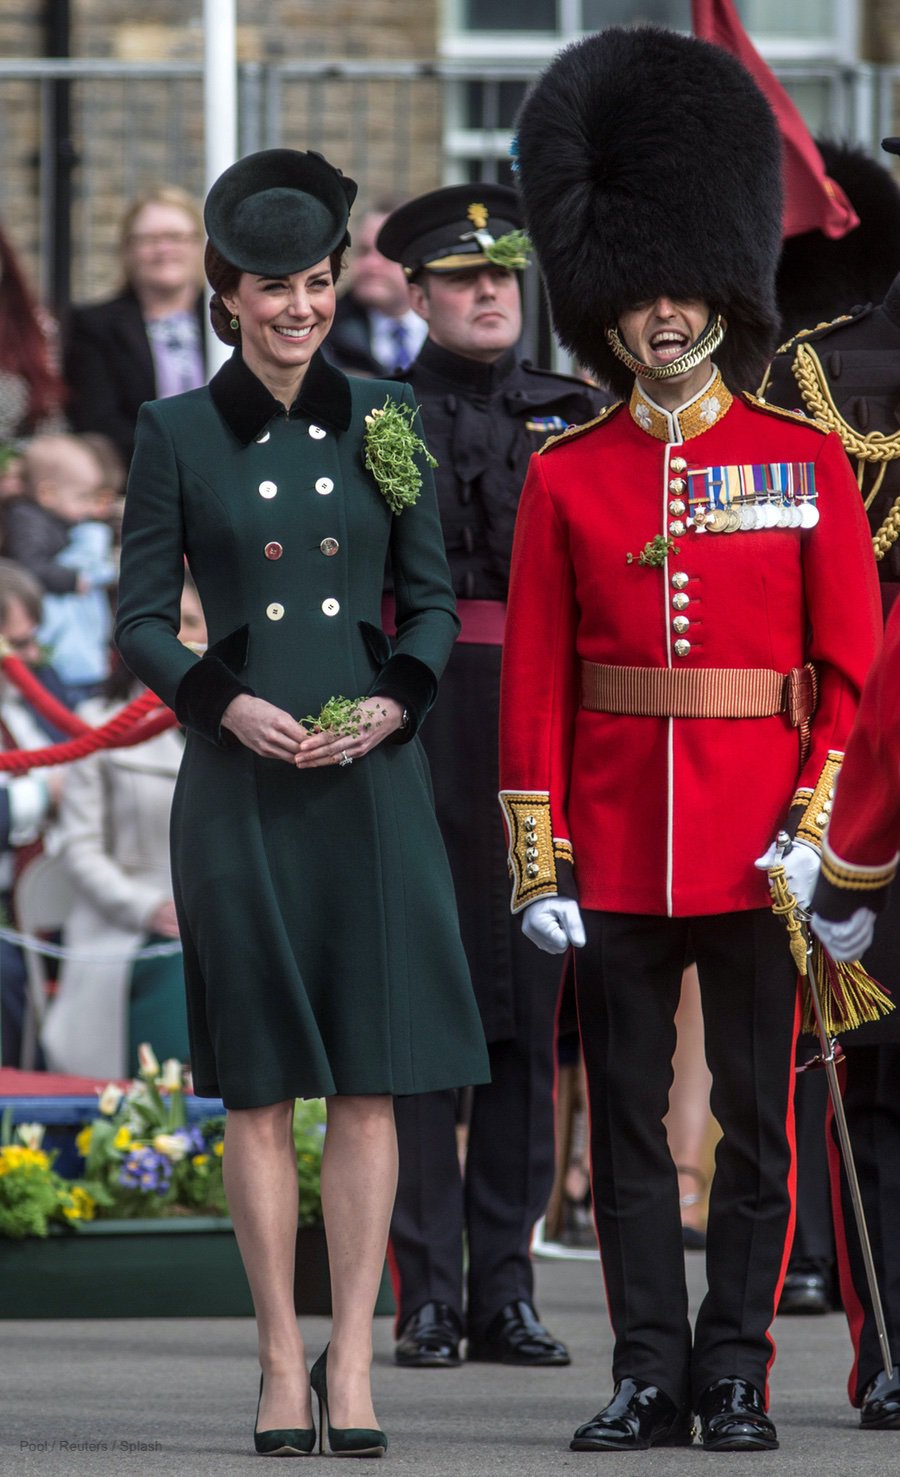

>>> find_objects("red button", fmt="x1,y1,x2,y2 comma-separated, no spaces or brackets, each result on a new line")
265,542,283,560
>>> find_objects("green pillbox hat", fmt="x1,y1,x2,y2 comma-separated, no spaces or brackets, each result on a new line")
204,148,357,276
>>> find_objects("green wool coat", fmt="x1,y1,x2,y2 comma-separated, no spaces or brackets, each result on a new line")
115,349,489,1108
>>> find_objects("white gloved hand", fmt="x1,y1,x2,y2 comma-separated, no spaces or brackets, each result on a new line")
522,896,586,955
811,908,877,962
754,839,821,911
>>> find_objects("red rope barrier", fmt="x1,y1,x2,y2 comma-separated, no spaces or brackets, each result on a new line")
0,648,178,772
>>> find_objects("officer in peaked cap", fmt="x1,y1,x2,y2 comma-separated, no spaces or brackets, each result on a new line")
377,184,609,1371
500,24,881,1452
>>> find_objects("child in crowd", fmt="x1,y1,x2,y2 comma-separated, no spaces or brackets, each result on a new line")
4,433,117,703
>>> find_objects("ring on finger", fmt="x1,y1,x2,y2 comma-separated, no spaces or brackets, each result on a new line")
338,751,353,767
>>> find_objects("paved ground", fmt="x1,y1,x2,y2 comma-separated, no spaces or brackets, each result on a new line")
2,1250,897,1476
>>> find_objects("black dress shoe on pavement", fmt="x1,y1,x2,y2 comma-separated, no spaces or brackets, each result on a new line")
394,1301,462,1367
860,1365,900,1429
466,1300,571,1366
696,1377,778,1451
571,1377,695,1451
778,1270,829,1315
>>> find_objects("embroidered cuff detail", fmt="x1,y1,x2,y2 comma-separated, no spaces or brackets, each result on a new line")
790,751,843,851
817,839,898,914
499,791,571,913
369,652,437,743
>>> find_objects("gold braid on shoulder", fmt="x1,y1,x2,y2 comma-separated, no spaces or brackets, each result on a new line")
791,343,900,561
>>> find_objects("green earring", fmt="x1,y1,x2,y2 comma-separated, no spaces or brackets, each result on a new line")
229,315,240,331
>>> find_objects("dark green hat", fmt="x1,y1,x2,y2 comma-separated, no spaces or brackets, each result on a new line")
204,148,357,276
376,183,529,277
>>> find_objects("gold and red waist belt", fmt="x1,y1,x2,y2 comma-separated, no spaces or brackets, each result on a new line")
381,596,506,646
580,661,816,725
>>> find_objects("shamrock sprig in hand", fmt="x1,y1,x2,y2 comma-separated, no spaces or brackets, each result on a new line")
301,695,388,738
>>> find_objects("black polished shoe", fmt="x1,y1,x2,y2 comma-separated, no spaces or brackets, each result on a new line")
466,1300,571,1366
778,1270,829,1315
696,1377,778,1451
571,1377,695,1451
860,1365,900,1429
394,1301,462,1368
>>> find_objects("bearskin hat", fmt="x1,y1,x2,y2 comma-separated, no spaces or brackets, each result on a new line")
514,26,783,397
775,140,900,342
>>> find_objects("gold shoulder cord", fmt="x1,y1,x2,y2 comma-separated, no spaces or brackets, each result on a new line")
791,343,900,561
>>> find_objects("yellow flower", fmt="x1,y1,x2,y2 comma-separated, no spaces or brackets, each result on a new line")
75,1125,93,1157
61,1186,96,1222
213,1141,224,1157
0,1145,50,1173
191,1154,209,1167
113,1127,133,1150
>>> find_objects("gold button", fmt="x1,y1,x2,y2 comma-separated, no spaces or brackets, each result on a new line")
259,480,277,499
266,602,284,621
322,598,340,617
672,592,690,611
669,519,686,536
674,638,691,657
320,537,340,557
670,456,687,473
256,430,271,444
315,477,334,496
526,863,540,878
669,477,686,494
264,541,283,560
673,615,690,634
309,425,326,440
671,571,689,589
669,499,686,516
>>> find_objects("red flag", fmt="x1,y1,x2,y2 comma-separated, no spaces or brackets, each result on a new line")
692,0,859,239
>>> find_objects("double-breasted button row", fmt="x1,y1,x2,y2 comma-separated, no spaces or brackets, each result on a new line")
266,598,341,620
262,538,339,559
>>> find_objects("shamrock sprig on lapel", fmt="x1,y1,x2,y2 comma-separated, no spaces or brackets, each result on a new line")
626,534,680,568
363,397,437,514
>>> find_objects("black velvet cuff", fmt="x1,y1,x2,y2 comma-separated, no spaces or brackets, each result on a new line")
555,858,580,904
811,874,892,922
174,658,254,746
369,653,437,743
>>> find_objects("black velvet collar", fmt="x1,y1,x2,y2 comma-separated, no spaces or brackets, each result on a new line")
413,338,520,396
209,348,353,445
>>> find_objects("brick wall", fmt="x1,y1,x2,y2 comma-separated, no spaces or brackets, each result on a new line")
0,2,442,308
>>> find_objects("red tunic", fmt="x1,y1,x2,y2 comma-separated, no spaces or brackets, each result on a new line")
499,373,881,917
814,597,900,918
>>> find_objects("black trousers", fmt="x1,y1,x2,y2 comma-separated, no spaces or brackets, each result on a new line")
829,1044,900,1404
574,908,799,1409
390,931,559,1335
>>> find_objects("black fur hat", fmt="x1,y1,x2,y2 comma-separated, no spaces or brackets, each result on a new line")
514,26,783,397
775,140,900,341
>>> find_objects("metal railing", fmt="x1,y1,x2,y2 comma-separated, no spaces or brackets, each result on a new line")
1,56,898,315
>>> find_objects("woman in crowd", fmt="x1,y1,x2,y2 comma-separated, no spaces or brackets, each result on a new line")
64,185,207,466
0,221,66,443
114,148,487,1458
41,579,206,1080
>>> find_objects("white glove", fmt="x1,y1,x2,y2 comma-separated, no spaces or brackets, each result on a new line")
522,896,586,955
754,839,821,911
810,908,877,962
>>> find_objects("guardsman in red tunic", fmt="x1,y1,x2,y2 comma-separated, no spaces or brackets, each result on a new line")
500,28,882,1453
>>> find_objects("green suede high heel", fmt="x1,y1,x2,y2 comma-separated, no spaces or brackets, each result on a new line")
254,1372,316,1457
309,1346,388,1458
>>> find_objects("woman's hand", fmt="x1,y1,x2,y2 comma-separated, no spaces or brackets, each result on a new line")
294,696,404,770
147,900,181,939
221,693,308,761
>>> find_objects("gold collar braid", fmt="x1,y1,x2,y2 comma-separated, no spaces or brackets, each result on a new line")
791,342,900,561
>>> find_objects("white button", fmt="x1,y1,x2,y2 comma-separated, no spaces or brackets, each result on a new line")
315,477,334,496
309,425,326,440
259,480,277,499
266,602,285,621
322,598,340,617
256,430,271,444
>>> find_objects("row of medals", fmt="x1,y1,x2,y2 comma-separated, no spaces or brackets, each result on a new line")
667,489,820,535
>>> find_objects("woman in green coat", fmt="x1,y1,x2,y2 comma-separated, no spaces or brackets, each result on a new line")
115,149,488,1458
